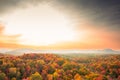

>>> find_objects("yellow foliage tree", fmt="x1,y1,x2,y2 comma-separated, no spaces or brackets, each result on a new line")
47,74,53,80
30,72,42,80
53,72,59,80
74,74,82,80
11,77,16,80
9,68,16,74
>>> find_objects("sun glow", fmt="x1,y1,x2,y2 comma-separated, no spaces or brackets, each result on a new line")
3,4,76,46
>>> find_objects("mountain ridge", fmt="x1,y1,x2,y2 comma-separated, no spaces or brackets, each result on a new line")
0,48,119,55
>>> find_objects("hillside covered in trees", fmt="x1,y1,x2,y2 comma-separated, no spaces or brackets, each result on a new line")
0,53,120,80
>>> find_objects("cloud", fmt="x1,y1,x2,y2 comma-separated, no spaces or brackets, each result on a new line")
0,0,54,15
54,0,120,31
1,0,120,30
0,0,119,49
0,24,4,34
0,0,120,31
0,23,39,49
0,23,20,44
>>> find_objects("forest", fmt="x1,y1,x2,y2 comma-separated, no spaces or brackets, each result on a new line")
0,53,120,80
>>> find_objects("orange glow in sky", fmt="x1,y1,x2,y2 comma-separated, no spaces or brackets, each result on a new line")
2,4,77,46
0,3,119,50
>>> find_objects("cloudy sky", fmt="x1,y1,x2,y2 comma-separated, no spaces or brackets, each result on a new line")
0,0,120,50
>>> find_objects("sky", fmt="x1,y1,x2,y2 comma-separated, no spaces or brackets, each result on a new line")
0,0,120,50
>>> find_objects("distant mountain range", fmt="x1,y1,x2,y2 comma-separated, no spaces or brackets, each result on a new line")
0,48,11,53
0,48,119,55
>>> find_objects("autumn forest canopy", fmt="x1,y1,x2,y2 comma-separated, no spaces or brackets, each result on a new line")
0,53,120,80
